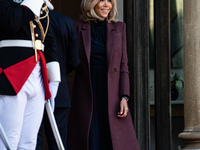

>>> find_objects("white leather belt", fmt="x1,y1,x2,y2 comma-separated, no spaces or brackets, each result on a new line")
0,40,44,51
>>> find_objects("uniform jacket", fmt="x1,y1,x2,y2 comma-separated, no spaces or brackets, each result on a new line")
0,0,58,96
68,20,140,150
49,10,79,107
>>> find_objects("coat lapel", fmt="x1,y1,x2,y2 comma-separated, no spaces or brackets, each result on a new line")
106,23,115,69
81,22,115,67
81,22,91,65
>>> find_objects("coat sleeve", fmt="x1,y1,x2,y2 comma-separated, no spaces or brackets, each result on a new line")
120,22,130,97
66,19,80,74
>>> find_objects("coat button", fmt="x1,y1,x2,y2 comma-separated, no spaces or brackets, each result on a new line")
114,68,117,72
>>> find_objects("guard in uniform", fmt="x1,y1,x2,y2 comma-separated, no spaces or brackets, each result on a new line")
0,0,60,149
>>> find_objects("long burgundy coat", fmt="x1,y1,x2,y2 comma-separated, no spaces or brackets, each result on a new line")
67,20,140,150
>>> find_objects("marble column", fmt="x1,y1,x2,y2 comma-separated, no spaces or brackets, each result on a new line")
178,0,200,149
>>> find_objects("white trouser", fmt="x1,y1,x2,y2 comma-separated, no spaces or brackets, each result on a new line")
0,62,45,150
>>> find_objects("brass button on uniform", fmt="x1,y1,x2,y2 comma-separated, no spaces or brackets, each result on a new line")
35,34,39,37
114,68,117,72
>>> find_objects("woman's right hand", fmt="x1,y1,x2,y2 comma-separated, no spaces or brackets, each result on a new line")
117,98,129,118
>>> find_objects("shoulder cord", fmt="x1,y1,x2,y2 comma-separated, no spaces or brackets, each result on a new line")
35,5,50,43
29,5,50,62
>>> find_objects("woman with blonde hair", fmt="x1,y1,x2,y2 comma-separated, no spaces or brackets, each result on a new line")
67,0,140,150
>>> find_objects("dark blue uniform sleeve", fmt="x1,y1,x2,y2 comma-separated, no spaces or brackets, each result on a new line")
44,22,59,63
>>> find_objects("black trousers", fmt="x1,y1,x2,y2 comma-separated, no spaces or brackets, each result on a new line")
36,107,69,150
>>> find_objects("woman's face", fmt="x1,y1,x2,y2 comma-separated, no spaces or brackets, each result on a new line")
94,0,112,19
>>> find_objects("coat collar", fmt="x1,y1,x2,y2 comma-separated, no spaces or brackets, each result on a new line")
81,21,115,68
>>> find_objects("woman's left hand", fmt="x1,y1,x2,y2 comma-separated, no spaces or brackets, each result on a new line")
117,98,129,118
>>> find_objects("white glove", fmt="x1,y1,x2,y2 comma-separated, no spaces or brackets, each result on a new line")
48,81,59,112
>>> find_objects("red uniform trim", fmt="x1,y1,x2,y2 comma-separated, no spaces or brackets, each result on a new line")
4,55,39,94
3,52,51,100
0,68,2,74
22,5,29,9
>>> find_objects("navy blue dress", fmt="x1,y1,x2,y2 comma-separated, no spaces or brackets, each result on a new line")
89,20,113,150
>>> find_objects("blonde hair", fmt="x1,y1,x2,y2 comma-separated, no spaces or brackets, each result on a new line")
80,0,118,23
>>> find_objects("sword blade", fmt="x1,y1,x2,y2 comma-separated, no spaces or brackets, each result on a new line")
0,123,12,150
45,100,65,150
